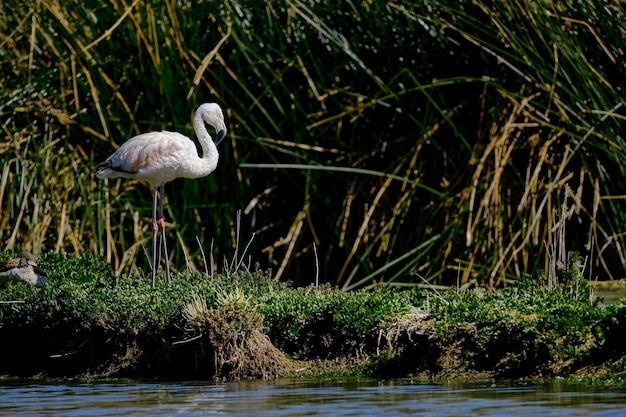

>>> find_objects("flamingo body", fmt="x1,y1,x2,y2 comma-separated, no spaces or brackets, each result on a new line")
97,131,216,185
96,103,227,284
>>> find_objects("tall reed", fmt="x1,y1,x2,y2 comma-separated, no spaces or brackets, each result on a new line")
1,0,624,287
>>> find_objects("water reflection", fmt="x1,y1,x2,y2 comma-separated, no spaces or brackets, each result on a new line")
1,378,625,416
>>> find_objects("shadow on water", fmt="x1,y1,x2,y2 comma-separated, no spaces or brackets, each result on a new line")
1,378,626,416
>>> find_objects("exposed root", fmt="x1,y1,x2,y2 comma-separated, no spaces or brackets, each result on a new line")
371,309,440,376
213,329,295,380
183,294,295,380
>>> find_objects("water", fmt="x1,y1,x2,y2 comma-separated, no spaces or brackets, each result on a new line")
594,284,626,307
1,378,625,416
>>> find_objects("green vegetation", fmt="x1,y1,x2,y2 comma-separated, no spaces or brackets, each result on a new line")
0,251,410,379
2,0,625,288
1,252,626,382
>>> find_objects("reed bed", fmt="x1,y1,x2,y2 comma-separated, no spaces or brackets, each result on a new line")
1,0,625,287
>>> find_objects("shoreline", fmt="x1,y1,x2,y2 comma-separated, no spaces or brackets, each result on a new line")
1,255,625,384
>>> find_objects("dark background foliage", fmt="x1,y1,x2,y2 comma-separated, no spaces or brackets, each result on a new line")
1,0,625,287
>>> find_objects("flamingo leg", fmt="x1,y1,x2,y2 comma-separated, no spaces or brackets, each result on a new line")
158,184,171,284
151,186,159,286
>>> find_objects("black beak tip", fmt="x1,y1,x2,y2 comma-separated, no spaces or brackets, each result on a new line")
216,129,226,145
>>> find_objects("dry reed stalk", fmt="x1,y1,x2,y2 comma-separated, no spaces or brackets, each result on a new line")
546,185,573,289
0,163,10,221
113,210,143,275
337,175,394,284
337,181,356,248
84,0,141,52
459,91,579,284
5,171,34,251
265,209,306,281
187,20,232,99
176,227,196,273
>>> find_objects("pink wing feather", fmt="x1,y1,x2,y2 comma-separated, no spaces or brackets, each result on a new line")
96,131,198,184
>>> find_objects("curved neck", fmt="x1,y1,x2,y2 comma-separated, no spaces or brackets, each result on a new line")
193,110,219,171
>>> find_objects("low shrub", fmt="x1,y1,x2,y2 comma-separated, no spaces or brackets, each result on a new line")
407,279,618,377
258,285,410,358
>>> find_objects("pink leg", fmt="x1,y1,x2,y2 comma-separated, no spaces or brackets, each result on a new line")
151,187,159,286
158,184,171,284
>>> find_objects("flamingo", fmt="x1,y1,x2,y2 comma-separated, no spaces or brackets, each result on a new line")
95,103,227,285
0,251,48,287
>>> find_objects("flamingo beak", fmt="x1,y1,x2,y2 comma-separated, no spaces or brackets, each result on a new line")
215,129,226,146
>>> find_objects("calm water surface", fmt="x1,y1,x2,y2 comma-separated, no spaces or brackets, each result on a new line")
1,378,625,416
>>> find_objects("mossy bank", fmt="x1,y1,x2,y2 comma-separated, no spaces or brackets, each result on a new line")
0,253,625,383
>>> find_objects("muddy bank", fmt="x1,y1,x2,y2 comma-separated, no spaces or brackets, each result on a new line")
1,257,626,382
2,297,625,383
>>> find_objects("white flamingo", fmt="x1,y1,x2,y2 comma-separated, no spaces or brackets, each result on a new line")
96,103,227,285
0,251,48,287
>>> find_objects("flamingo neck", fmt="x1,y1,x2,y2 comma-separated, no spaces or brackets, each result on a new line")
193,110,219,174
